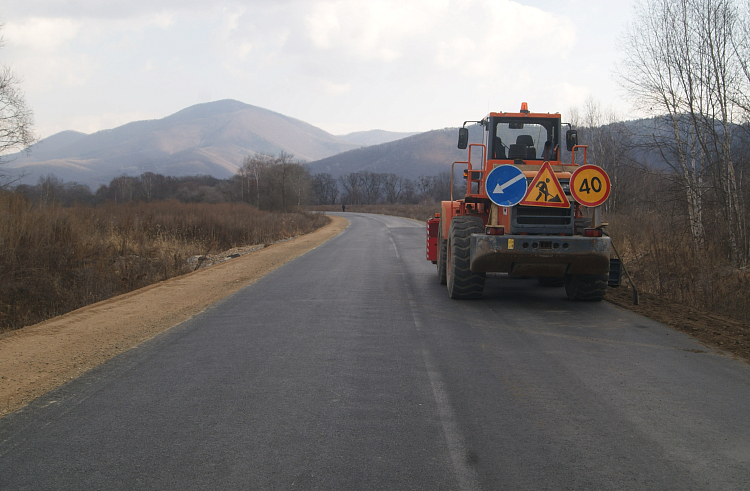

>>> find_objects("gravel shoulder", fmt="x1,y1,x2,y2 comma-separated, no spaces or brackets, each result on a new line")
0,215,349,418
606,285,750,363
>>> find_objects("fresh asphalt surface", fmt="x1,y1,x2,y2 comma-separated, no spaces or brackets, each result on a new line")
1,213,749,490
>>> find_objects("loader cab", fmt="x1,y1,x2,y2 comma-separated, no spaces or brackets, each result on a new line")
486,114,562,163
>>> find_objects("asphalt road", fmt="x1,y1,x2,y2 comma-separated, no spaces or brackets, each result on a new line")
1,213,749,490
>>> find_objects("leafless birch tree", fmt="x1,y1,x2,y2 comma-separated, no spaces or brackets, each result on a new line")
619,0,749,262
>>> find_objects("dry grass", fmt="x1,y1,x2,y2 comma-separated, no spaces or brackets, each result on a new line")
0,192,329,332
607,212,750,323
309,203,441,222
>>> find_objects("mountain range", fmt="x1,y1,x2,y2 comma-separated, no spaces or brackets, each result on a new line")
4,100,417,187
4,98,691,189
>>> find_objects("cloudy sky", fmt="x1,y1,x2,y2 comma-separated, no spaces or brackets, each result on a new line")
3,0,636,139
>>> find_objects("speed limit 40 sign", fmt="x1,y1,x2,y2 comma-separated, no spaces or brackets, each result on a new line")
570,165,611,207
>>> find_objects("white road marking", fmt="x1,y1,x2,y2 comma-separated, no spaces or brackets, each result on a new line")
389,223,480,491
404,291,481,491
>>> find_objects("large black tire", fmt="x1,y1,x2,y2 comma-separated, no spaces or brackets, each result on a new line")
538,276,565,287
437,220,447,285
447,216,485,299
564,274,608,301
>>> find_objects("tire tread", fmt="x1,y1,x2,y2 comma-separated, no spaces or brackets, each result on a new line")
564,274,608,301
447,216,485,299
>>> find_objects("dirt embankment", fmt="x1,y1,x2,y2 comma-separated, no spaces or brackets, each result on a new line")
0,215,349,418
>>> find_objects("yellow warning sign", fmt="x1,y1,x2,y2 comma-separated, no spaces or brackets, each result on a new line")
519,161,570,208
570,165,611,207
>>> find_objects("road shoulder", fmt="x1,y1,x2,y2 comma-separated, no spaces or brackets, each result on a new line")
606,285,750,363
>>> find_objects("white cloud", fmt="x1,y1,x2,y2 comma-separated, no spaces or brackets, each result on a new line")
147,12,176,30
4,18,80,51
304,0,446,62
2,0,634,137
10,53,95,93
305,2,340,50
320,79,351,95
3,0,208,20
435,37,477,69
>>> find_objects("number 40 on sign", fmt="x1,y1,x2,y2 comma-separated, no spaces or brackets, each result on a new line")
569,165,611,207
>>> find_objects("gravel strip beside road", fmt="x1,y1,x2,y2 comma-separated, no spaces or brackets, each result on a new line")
0,215,349,418
607,284,750,363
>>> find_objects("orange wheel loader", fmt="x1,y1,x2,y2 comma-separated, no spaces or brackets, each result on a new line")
426,103,621,300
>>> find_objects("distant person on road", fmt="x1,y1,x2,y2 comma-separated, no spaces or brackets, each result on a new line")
342,204,346,212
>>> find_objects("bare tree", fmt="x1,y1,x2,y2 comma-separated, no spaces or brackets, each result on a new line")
237,156,254,203
0,26,37,184
417,175,433,200
360,171,383,204
572,98,640,214
240,153,274,207
237,152,309,211
110,175,138,203
286,158,311,211
618,0,750,259
401,178,418,204
311,173,339,205
138,172,166,202
382,173,404,203
339,172,364,205
733,2,750,122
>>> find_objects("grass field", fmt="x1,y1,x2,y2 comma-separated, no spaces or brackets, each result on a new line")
0,192,329,332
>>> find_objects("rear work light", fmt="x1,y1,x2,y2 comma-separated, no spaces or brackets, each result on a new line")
485,226,505,236
584,228,603,237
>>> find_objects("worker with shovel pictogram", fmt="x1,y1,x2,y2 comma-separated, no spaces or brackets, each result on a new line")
535,178,562,203
519,161,570,208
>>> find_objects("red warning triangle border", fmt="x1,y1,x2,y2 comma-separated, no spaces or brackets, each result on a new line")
519,161,570,208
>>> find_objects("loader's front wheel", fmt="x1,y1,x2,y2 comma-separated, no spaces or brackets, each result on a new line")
447,216,485,299
437,220,447,285
564,274,608,301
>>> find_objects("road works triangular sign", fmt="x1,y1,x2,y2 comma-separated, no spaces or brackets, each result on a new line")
519,161,570,208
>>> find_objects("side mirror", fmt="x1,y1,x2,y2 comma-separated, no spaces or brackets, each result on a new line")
566,130,578,151
458,127,469,149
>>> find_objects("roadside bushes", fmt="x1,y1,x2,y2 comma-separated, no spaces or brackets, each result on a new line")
0,191,328,332
608,210,750,323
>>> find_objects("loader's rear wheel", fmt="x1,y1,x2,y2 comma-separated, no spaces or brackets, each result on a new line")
447,216,485,299
564,274,608,301
437,220,447,285
538,276,565,287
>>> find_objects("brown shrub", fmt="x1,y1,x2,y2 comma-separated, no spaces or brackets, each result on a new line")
608,212,750,322
0,193,328,332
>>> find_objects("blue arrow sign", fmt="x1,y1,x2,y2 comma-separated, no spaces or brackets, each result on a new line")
486,164,527,207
